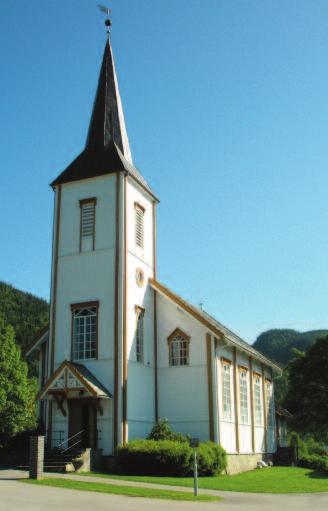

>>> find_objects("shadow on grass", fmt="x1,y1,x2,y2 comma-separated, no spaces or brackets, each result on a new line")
306,470,328,480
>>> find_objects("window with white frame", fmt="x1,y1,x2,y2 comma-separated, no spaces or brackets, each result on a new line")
254,373,262,426
80,198,96,252
135,203,144,249
168,329,190,366
222,359,232,420
135,307,144,363
265,379,274,427
72,303,98,360
239,367,249,424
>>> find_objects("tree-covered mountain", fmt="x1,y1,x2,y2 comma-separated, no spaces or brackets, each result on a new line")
253,328,328,366
0,281,49,354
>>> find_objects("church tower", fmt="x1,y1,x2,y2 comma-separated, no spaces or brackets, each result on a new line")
47,29,158,452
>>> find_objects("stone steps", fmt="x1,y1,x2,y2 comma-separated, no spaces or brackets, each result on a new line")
44,448,86,473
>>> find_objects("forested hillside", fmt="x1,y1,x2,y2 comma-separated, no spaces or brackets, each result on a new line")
253,328,328,366
0,281,49,353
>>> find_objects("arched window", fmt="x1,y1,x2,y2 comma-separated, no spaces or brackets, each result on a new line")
167,328,190,367
239,366,249,425
265,378,274,427
221,358,232,420
253,372,262,426
71,301,99,361
135,306,145,363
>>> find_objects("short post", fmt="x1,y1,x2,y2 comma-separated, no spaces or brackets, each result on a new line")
190,438,199,497
29,435,44,480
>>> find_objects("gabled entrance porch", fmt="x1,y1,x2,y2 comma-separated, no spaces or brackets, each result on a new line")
38,360,112,452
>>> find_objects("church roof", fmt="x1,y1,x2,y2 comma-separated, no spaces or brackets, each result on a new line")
51,37,157,200
149,278,282,373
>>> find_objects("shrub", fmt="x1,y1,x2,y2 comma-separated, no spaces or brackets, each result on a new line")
288,431,328,473
197,442,227,475
303,437,327,456
288,431,307,457
116,439,193,476
288,431,303,448
147,419,189,443
298,453,328,473
116,439,227,476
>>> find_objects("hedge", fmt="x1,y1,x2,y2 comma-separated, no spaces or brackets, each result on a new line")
298,453,328,473
288,432,328,473
115,439,227,476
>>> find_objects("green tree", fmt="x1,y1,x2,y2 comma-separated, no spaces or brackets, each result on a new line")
0,281,49,377
285,337,328,441
0,316,37,438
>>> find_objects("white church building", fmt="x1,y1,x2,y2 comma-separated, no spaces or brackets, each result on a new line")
27,25,281,473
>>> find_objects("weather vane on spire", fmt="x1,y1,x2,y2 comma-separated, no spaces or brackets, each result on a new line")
98,4,112,34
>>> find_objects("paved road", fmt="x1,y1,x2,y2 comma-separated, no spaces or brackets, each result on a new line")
1,469,328,511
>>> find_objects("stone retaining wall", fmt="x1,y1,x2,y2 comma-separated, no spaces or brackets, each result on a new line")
226,453,273,474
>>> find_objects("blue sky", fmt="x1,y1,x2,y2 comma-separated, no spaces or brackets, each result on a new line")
1,0,328,343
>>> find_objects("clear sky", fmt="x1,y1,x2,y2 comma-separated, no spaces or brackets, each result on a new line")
1,0,328,343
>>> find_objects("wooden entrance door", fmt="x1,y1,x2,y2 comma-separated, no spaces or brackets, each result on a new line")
68,399,97,448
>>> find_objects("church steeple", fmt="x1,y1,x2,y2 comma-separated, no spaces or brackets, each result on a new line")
86,37,132,163
51,33,156,199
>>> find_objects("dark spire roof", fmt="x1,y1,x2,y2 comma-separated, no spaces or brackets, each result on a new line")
51,37,156,199
86,37,132,161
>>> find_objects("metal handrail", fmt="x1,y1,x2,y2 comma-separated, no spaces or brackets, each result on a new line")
61,439,83,453
57,429,85,449
46,428,101,452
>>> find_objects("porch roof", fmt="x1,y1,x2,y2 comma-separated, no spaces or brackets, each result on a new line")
38,360,112,400
276,405,293,419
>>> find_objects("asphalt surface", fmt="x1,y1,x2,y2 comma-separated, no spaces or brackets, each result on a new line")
1,469,328,511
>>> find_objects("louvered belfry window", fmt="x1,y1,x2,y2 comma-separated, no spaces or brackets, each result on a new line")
80,198,96,252
135,203,144,249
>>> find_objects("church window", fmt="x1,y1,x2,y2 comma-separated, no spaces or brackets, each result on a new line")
265,378,274,427
167,328,190,366
71,302,98,361
253,373,262,426
80,198,97,252
221,359,232,420
135,306,144,363
239,367,249,424
135,203,145,249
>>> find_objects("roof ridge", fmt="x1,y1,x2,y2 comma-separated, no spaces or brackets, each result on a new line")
150,278,282,372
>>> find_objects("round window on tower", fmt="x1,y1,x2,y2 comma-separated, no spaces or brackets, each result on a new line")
135,268,145,287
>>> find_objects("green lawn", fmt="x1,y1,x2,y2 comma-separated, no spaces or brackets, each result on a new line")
83,467,328,493
20,478,219,502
